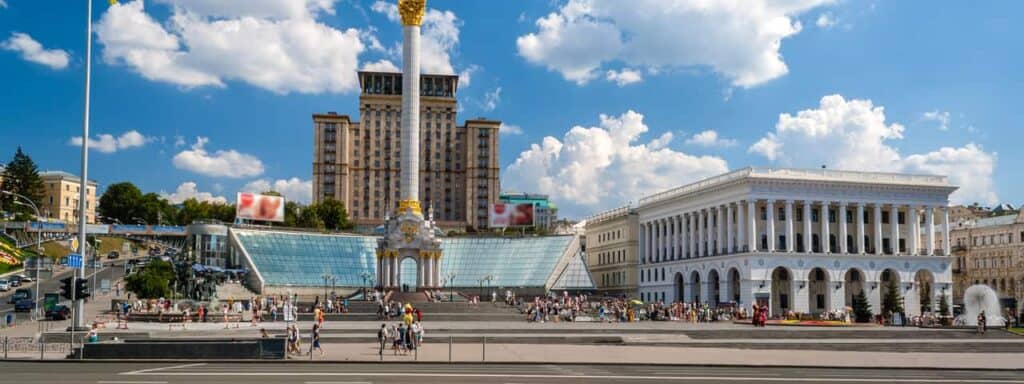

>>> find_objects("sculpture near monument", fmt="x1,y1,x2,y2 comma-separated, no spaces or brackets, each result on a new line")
955,284,1006,326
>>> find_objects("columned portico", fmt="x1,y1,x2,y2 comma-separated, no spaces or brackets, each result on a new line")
747,201,757,252
874,204,884,255
803,201,813,253
785,200,795,253
891,205,900,255
821,201,831,254
926,207,935,256
838,202,848,254
766,200,776,252
726,204,734,253
856,203,866,254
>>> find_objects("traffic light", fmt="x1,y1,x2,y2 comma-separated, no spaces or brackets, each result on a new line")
59,277,74,300
74,278,90,301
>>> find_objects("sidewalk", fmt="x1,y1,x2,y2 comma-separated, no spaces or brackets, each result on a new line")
307,342,1024,369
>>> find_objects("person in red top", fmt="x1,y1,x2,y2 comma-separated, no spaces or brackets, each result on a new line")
415,308,422,322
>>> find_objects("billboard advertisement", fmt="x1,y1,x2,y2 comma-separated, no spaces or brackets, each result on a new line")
489,203,535,228
236,192,285,222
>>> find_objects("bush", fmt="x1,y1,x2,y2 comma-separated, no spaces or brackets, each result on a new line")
125,259,174,299
851,290,873,323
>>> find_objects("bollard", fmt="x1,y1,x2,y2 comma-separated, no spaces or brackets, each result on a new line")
448,335,452,363
482,335,486,363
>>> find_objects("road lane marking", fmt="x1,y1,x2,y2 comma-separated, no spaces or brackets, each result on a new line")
305,382,373,384
120,362,207,375
97,381,168,384
119,371,1024,383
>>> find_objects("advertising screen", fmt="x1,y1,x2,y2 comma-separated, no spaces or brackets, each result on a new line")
236,192,285,222
489,203,535,228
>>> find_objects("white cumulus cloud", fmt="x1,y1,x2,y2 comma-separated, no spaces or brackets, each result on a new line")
370,1,465,76
503,110,729,218
242,177,313,204
748,94,998,205
482,87,501,111
161,181,227,204
516,0,833,87
816,12,837,29
606,68,643,86
499,123,523,136
172,136,264,178
684,130,737,147
94,0,364,94
69,130,154,153
361,59,399,72
922,110,951,131
1,32,70,70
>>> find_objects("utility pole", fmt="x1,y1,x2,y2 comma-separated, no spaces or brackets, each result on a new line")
73,0,93,331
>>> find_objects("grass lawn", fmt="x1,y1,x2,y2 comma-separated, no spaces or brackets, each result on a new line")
1009,328,1024,336
94,236,137,255
40,241,70,259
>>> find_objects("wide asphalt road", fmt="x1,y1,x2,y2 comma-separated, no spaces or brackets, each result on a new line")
0,260,126,320
0,362,1020,384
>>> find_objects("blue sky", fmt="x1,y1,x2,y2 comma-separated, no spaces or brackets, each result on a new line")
1,0,1021,219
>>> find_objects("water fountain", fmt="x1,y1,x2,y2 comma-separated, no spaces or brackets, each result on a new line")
955,284,1006,326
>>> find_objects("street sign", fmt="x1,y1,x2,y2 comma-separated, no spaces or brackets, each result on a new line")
67,254,82,268
71,238,79,252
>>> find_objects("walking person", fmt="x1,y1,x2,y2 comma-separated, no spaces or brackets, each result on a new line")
977,311,987,335
312,323,324,357
377,323,387,357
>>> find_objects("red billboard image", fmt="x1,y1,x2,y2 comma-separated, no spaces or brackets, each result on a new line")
236,192,285,222
489,203,535,228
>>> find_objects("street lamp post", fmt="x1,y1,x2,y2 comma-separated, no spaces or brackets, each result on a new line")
73,0,94,332
360,272,373,300
2,190,43,320
320,273,332,303
446,272,456,301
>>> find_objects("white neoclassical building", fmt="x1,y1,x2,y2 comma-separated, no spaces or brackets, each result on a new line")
636,167,956,318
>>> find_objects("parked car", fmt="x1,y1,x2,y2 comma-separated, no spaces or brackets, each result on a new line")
46,304,70,320
14,274,32,283
7,275,21,287
8,288,31,304
0,279,9,291
107,251,120,260
14,298,34,312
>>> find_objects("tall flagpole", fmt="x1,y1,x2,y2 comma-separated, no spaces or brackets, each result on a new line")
74,0,92,330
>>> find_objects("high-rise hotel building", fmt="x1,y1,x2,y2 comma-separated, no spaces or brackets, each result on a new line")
312,71,501,230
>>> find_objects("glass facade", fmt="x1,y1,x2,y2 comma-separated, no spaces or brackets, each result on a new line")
550,253,596,291
232,229,584,290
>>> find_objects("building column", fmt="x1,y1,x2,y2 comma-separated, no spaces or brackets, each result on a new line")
821,201,831,254
737,202,746,252
803,201,813,253
419,258,425,288
942,206,951,256
433,256,441,288
874,204,884,255
689,213,697,259
377,256,383,288
926,207,936,256
909,206,920,256
646,222,653,263
765,200,776,252
657,220,665,262
638,223,646,265
726,204,734,254
678,215,685,260
785,200,795,252
717,206,726,255
856,203,866,254
869,280,882,316
698,210,706,257
747,201,758,252
793,279,810,315
839,202,848,254
891,205,900,256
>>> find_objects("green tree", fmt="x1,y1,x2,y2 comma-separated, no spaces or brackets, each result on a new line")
137,192,175,225
919,281,932,313
297,204,325,229
282,201,300,227
316,199,352,230
851,290,873,323
125,259,175,299
881,280,904,316
97,182,144,224
0,147,45,219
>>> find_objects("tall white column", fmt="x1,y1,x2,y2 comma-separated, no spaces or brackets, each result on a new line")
382,256,390,287
678,216,684,260
856,203,866,254
874,204,883,255
913,205,921,257
655,220,662,262
839,202,848,254
747,201,758,252
926,207,935,256
891,205,900,255
803,201,812,253
737,202,746,252
766,200,776,252
942,207,951,256
785,200,795,252
419,258,425,287
400,17,422,206
726,204,734,253
699,210,707,257
638,224,645,264
821,201,831,253
717,206,726,254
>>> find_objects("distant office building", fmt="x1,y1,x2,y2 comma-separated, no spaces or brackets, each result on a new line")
39,171,97,224
946,209,1024,314
499,192,558,229
312,71,500,231
584,206,639,296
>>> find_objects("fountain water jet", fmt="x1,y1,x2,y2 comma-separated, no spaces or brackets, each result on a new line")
955,284,1006,326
